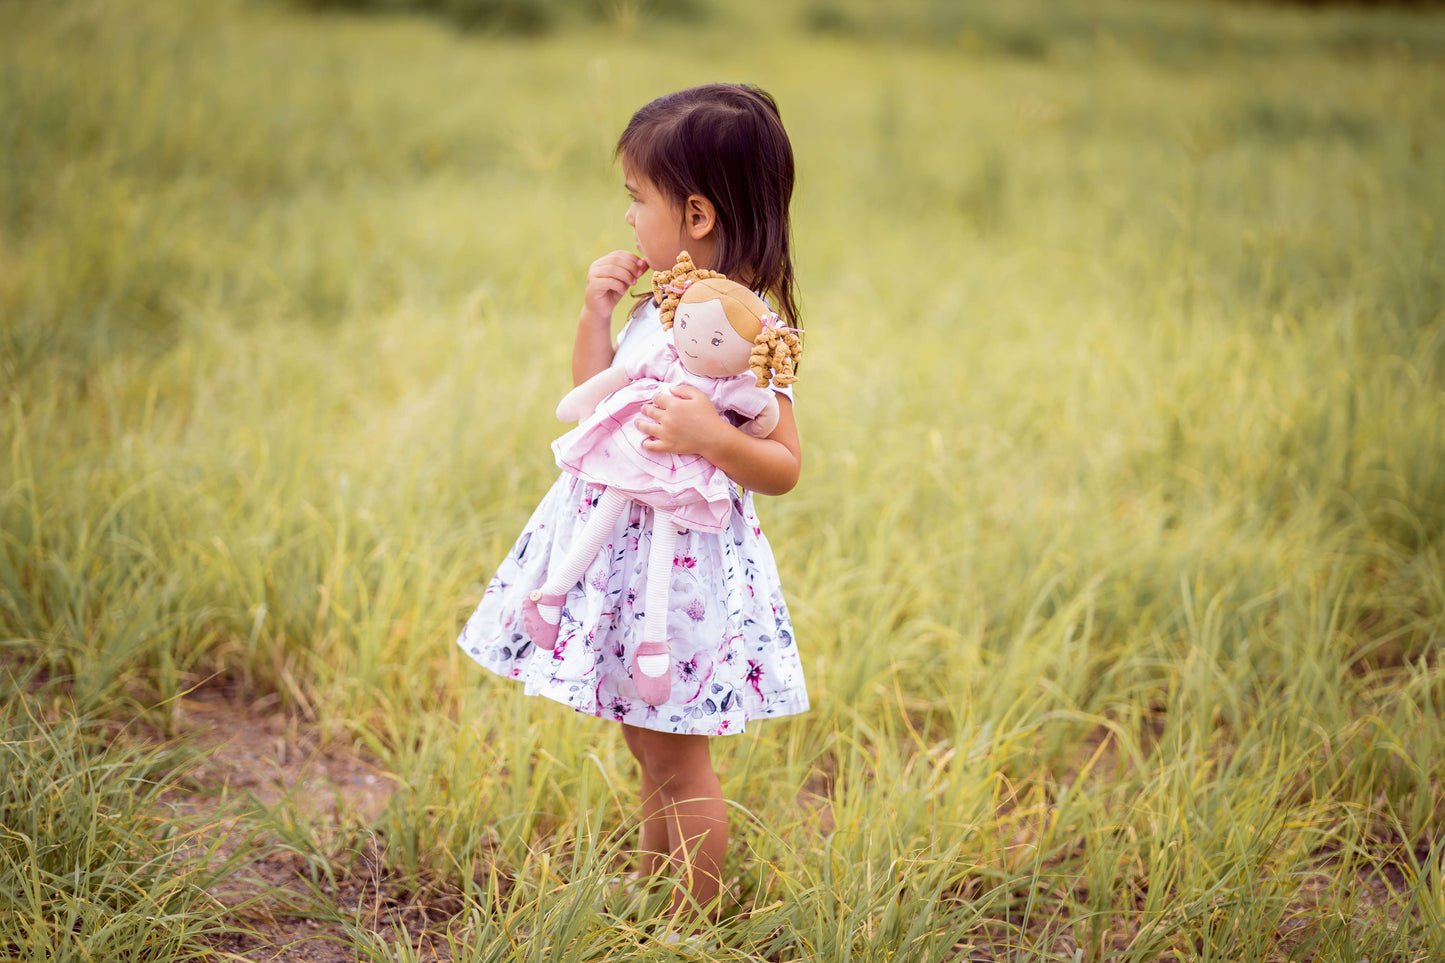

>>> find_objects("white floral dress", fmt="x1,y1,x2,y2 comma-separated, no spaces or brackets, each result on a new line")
456,302,809,736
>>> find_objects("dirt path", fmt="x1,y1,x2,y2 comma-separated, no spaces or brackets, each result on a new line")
168,692,448,962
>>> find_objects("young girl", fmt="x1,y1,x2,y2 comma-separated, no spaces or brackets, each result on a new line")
456,83,807,922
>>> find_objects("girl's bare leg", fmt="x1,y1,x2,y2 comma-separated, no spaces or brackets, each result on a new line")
624,725,727,920
622,723,670,877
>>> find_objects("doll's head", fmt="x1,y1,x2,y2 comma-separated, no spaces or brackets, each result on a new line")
654,252,801,388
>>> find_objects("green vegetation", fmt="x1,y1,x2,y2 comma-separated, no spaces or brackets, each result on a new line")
1,685,245,961
3,0,1444,958
286,0,673,36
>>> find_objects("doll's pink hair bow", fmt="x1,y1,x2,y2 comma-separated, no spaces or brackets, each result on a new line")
759,311,803,335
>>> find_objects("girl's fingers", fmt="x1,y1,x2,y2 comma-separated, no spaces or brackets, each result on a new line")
581,251,647,319
589,260,646,289
589,266,631,287
591,251,646,276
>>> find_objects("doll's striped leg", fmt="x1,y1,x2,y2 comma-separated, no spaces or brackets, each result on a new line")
633,514,679,705
524,486,628,650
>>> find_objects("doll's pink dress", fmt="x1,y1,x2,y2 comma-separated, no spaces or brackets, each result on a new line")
455,302,809,737
550,340,772,534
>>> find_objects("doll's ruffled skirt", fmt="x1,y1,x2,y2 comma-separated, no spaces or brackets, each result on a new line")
456,473,809,736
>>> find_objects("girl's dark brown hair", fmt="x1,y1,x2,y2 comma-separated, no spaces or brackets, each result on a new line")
618,84,800,328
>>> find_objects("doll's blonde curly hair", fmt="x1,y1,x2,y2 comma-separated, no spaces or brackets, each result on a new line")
748,320,802,388
653,252,802,389
653,251,725,327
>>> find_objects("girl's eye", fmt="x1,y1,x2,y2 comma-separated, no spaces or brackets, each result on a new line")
711,337,723,346
679,319,687,329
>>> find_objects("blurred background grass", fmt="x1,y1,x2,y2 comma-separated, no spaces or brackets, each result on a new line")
3,0,1444,959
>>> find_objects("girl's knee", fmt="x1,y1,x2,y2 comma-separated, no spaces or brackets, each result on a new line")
630,729,712,790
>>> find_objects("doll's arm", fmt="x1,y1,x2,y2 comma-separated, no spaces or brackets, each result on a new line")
557,366,631,422
739,392,780,439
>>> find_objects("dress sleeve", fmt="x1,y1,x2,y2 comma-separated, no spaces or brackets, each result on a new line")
713,375,774,423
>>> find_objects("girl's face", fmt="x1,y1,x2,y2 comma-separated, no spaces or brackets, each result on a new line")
624,171,687,269
672,298,754,378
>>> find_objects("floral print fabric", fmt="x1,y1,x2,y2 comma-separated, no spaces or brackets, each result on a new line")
456,473,809,735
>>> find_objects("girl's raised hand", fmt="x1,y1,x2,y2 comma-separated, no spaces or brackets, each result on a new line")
573,250,646,385
582,251,649,326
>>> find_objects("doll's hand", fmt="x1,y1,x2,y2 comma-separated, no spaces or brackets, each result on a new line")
581,250,649,325
742,393,780,439
636,385,731,456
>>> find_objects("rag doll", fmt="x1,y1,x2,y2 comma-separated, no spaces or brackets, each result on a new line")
522,252,802,705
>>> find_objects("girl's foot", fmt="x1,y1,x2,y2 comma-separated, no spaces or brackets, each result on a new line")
523,589,565,650
631,640,672,705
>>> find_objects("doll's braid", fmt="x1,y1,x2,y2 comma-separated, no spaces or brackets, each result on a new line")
653,251,726,330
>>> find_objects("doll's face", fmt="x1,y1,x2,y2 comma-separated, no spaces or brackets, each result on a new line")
672,299,754,378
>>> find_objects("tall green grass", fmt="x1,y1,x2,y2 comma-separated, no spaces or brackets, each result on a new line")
3,0,1444,958
0,669,249,961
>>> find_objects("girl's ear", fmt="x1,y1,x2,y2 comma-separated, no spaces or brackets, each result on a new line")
683,194,717,240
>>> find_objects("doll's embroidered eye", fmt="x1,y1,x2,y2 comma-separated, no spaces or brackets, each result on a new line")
711,337,723,346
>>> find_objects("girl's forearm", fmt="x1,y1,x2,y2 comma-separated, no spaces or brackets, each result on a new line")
572,310,616,386
637,387,802,495
703,402,802,496
707,434,800,496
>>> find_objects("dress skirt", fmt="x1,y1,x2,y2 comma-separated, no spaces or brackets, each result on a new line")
456,472,809,736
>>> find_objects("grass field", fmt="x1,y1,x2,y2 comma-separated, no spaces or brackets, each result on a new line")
3,0,1445,959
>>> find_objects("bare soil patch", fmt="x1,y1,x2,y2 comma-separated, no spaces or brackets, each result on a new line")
169,690,454,962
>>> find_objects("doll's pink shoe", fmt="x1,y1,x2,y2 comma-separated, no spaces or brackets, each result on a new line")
522,589,565,651
631,640,672,706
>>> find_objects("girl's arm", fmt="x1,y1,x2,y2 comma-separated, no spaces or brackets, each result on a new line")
558,367,632,422
572,314,614,385
574,251,649,385
637,387,802,496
